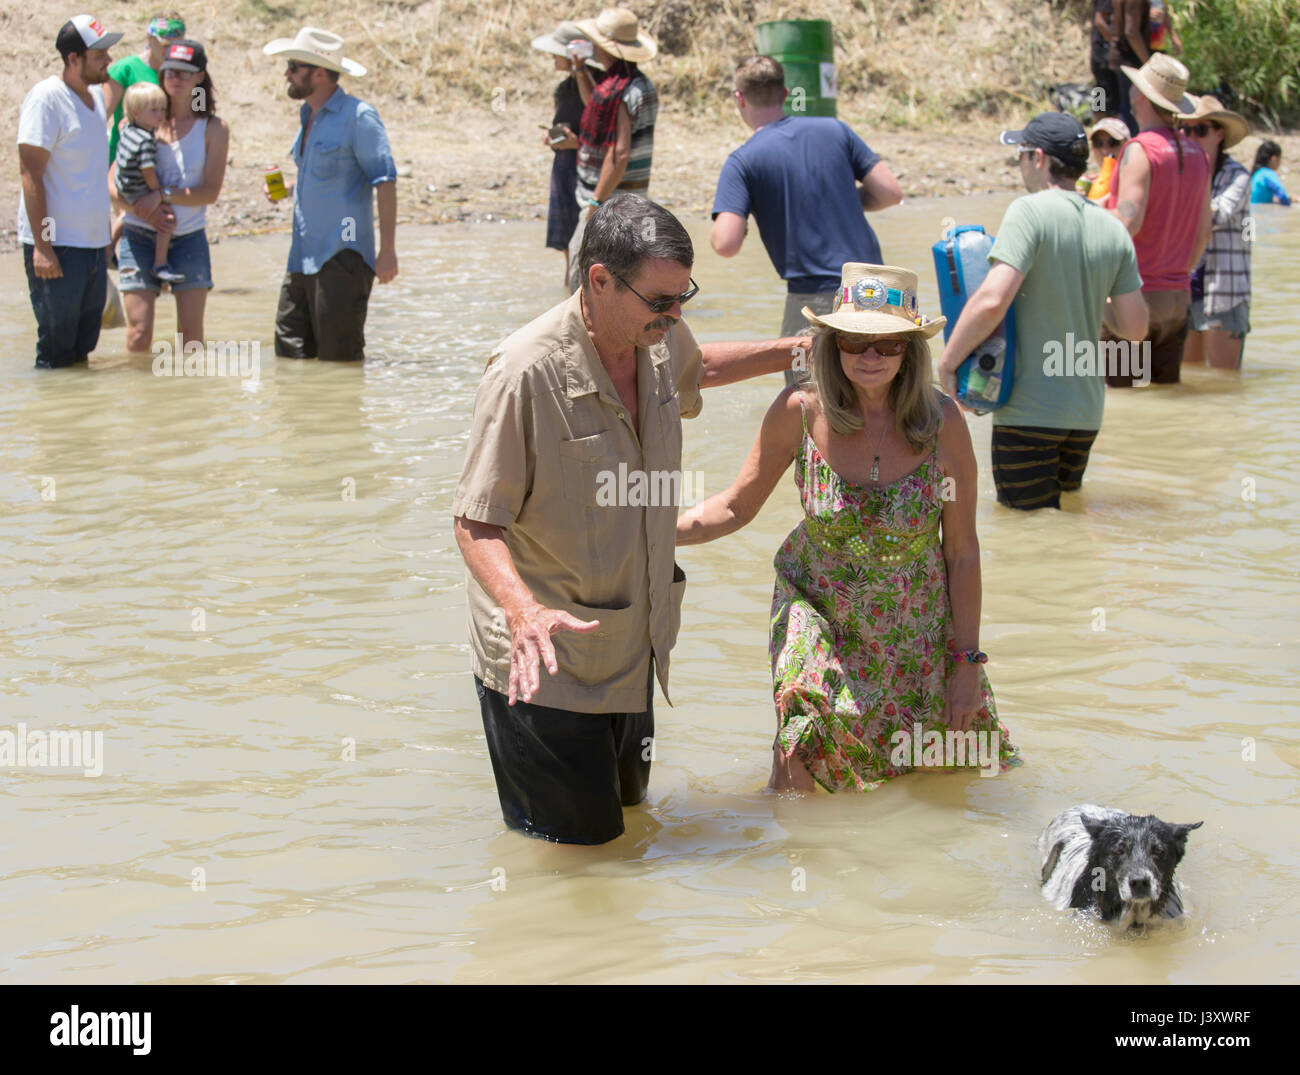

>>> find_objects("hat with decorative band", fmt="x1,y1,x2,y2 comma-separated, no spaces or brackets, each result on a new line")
802,263,945,339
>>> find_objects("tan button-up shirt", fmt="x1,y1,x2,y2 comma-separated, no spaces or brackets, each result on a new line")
452,290,703,713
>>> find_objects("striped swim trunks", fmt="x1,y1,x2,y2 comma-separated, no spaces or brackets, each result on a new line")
991,425,1099,511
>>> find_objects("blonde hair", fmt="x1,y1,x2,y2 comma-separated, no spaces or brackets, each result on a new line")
810,329,944,452
124,82,168,121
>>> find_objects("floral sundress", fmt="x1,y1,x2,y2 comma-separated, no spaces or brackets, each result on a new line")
769,400,1020,792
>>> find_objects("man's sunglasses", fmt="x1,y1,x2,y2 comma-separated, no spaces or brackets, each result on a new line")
614,273,699,315
286,61,319,74
1184,123,1219,138
836,334,907,356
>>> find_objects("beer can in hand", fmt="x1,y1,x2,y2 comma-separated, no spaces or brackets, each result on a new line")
265,167,288,201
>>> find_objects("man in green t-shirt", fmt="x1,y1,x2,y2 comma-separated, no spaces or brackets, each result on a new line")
104,13,186,164
937,112,1149,510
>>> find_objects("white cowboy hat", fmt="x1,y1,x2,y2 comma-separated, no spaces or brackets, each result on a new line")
263,26,366,77
575,8,657,62
530,20,604,69
803,264,945,339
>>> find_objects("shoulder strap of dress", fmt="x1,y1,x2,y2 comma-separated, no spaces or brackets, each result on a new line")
797,392,809,438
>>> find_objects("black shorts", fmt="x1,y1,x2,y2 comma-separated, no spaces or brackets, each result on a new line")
275,249,375,361
991,425,1099,510
475,667,654,845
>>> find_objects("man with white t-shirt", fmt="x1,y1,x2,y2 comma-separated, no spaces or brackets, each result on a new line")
17,15,127,368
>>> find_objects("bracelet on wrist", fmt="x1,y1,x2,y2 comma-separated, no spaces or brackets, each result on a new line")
951,649,988,665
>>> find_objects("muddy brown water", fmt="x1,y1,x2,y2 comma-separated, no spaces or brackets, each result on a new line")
1,195,1297,982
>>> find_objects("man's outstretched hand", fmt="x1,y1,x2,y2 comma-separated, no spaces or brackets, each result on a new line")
506,602,601,705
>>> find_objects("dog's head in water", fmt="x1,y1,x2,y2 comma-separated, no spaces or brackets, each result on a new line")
1039,805,1203,930
1081,812,1203,927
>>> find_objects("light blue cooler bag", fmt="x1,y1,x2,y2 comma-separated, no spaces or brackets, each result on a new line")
932,225,1016,414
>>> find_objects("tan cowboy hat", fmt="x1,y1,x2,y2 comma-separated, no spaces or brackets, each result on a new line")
263,27,366,77
803,264,945,339
1121,53,1195,114
575,8,657,62
1181,94,1249,149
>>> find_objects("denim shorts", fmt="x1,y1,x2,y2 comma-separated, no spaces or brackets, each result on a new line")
1189,297,1250,337
117,225,213,293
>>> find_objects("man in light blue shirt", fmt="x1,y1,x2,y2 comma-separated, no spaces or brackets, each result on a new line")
263,28,397,361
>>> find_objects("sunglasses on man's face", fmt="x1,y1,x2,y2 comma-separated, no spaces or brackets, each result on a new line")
1185,123,1219,138
836,335,907,356
286,61,319,74
614,273,700,315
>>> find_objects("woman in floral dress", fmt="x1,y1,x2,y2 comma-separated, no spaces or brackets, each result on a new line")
677,263,1018,792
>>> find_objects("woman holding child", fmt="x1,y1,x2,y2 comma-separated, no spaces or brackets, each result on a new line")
109,38,229,351
677,264,1018,792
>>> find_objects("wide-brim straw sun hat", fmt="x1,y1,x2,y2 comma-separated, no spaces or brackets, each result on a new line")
575,7,657,62
1182,94,1249,149
1121,53,1195,115
803,264,946,339
263,26,366,77
530,20,605,69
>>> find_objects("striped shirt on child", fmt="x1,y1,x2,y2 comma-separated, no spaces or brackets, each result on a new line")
114,122,159,203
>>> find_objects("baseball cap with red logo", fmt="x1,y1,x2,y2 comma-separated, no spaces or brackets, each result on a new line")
159,39,208,73
55,14,123,58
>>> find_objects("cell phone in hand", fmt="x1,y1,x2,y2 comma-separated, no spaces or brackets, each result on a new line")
548,124,569,145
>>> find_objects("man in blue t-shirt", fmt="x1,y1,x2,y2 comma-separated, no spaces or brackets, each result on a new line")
711,55,901,380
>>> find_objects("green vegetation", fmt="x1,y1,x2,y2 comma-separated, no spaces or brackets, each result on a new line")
1178,0,1300,127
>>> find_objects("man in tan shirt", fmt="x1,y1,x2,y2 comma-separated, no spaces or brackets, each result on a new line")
453,192,804,844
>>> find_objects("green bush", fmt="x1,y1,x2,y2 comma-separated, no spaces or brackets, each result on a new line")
1177,0,1300,126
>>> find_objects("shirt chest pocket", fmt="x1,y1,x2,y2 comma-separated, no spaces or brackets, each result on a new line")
310,140,341,180
557,431,617,508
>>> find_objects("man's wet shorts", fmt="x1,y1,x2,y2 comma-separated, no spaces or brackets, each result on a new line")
991,425,1099,510
474,666,653,845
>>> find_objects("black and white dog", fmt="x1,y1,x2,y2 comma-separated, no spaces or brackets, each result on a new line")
1038,805,1203,929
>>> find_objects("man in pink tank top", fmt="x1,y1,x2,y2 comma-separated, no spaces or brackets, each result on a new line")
1105,54,1210,386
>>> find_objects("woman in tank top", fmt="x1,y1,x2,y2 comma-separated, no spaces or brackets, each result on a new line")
108,40,229,353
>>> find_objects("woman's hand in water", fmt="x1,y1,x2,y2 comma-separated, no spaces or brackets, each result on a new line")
945,661,984,732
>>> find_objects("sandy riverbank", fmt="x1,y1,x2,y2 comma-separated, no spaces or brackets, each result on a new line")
1,2,1294,252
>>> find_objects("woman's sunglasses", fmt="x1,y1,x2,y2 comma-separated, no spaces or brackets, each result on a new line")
836,335,907,356
1184,123,1220,138
1092,136,1122,150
